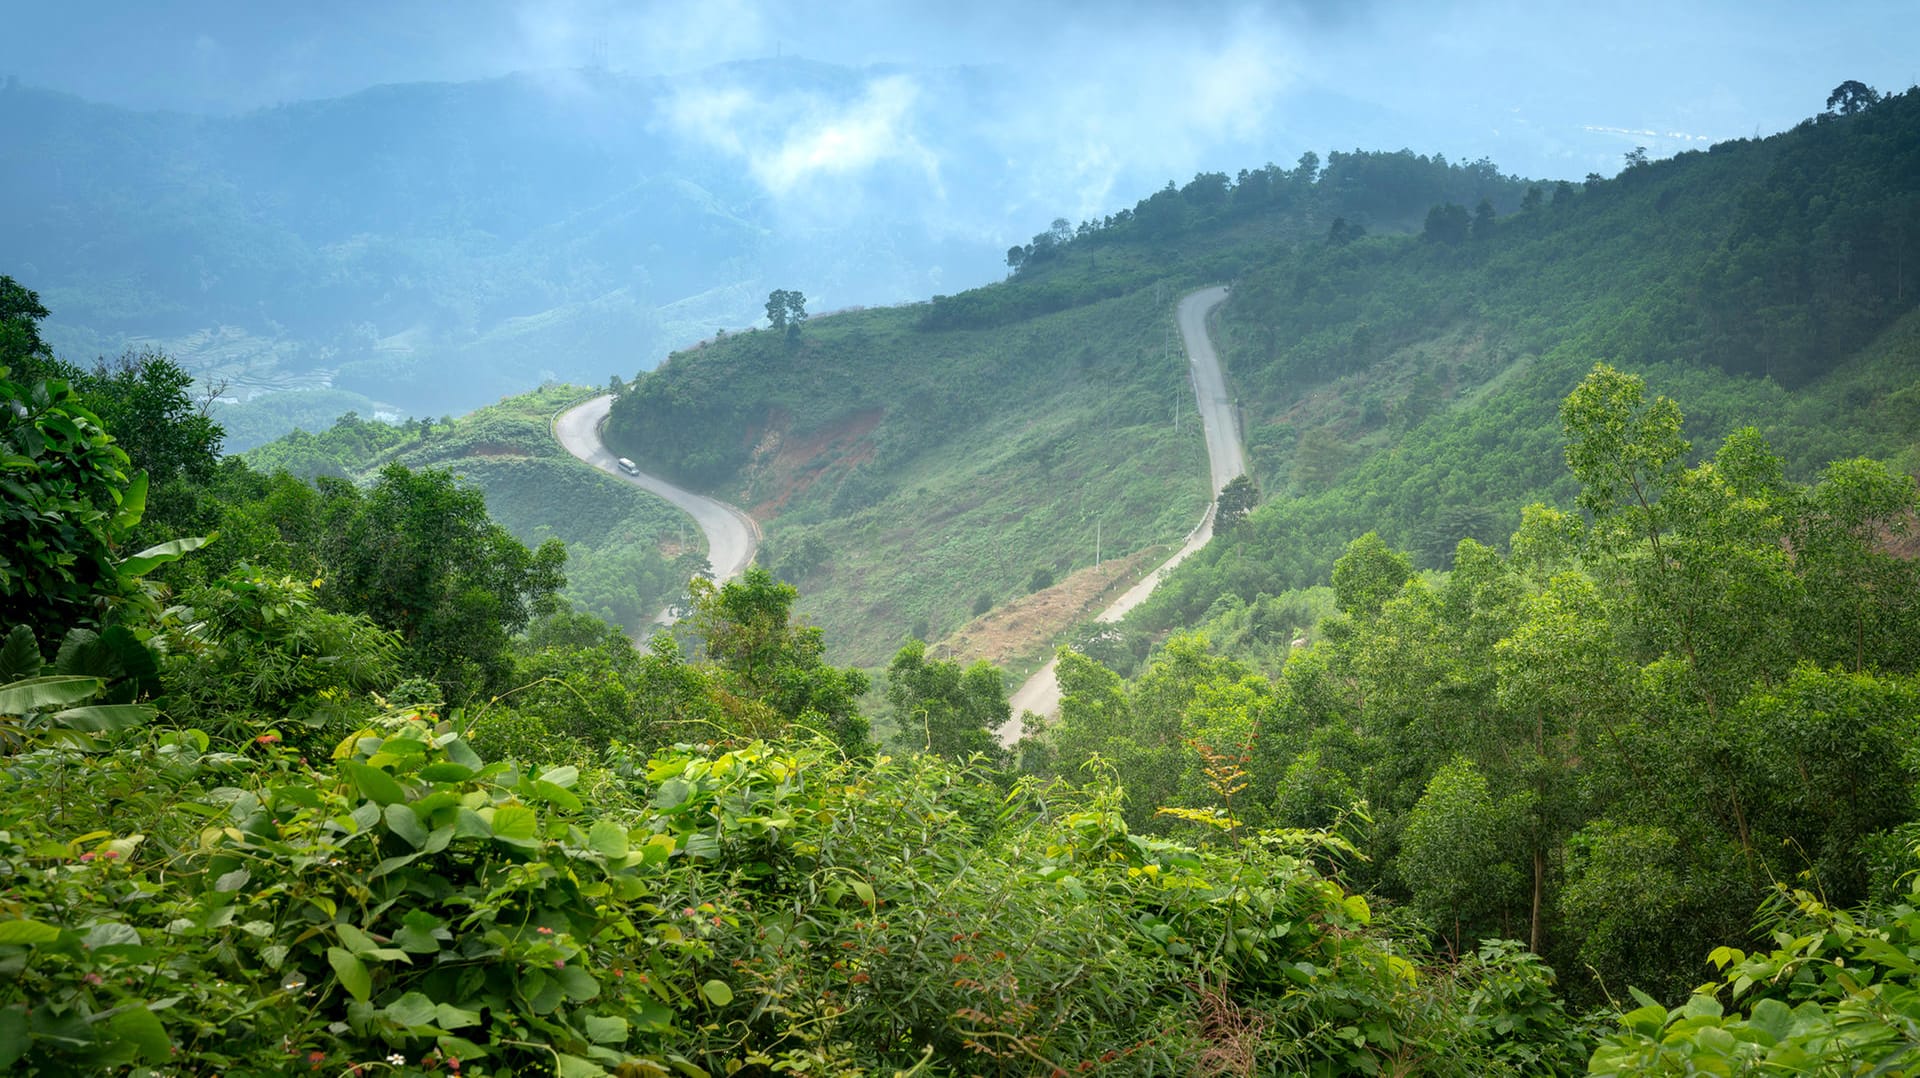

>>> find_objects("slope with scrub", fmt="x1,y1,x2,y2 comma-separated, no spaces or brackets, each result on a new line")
604,150,1535,666
1128,86,1920,646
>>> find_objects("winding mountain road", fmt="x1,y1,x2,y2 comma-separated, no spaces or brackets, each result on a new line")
554,284,1244,724
1002,285,1243,745
553,395,760,622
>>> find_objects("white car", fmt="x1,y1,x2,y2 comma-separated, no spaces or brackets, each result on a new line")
616,457,639,475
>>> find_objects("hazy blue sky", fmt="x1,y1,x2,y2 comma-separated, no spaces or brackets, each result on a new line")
8,1,1917,210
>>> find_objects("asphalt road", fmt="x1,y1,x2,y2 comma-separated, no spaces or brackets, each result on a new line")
553,394,760,622
1002,285,1243,744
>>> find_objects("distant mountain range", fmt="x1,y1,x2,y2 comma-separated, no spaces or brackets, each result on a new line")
3,59,1199,445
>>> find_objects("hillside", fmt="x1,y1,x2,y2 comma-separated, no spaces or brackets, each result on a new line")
606,92,1918,670
606,150,1533,665
1130,86,1920,647
244,386,691,631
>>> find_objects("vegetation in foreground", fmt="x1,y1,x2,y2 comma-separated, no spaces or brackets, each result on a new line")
12,258,1920,1074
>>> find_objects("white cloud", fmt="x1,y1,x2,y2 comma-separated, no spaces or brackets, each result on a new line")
659,73,943,209
750,75,939,196
1581,124,1716,143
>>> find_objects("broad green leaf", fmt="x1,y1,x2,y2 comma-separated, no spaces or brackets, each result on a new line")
523,969,564,1014
112,470,148,532
652,777,692,811
1748,998,1792,1044
584,1014,628,1045
343,761,408,806
271,784,322,810
109,1005,170,1062
0,675,101,715
531,779,583,811
0,919,61,944
83,922,141,949
0,626,41,682
699,979,734,1006
454,807,492,839
443,736,484,769
490,804,539,846
337,923,377,955
555,1053,608,1078
348,801,381,833
682,830,720,860
118,535,210,578
418,762,475,782
384,803,428,848
1342,894,1371,925
393,918,444,955
328,946,372,1001
384,991,439,1029
587,819,629,858
538,764,580,788
556,964,600,1001
54,703,155,734
631,998,674,1034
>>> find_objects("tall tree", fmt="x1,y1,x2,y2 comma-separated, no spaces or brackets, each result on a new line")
688,567,869,750
319,464,567,698
1423,203,1470,245
1826,80,1881,115
1213,475,1259,532
886,639,1009,761
1471,198,1497,239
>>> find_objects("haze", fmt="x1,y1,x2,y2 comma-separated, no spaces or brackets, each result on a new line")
12,0,1916,206
6,1,1916,444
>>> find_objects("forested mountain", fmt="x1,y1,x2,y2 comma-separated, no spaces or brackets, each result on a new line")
1134,85,1920,644
606,147,1532,664
605,88,1919,672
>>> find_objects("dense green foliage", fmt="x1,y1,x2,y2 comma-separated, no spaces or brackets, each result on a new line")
4,358,1611,1075
1040,365,1920,1022
8,81,1920,1077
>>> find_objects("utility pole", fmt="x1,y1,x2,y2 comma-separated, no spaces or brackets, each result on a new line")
1168,322,1179,433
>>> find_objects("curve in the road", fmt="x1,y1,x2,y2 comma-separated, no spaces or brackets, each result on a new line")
1003,285,1242,745
553,394,761,624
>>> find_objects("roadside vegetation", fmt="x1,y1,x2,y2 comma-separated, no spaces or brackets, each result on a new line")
243,386,690,634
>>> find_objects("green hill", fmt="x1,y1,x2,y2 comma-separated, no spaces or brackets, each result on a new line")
605,90,1919,669
606,150,1533,664
1135,87,1920,645
244,386,689,631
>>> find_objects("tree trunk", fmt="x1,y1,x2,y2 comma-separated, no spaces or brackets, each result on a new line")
1530,846,1545,954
